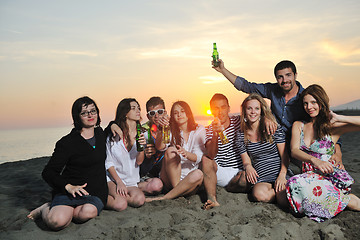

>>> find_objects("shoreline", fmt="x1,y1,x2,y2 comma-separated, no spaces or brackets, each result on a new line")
1,131,360,239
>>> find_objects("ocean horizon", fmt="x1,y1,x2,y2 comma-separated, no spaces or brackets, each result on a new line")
0,119,213,165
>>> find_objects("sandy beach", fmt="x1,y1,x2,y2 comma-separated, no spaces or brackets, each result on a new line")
1,131,359,239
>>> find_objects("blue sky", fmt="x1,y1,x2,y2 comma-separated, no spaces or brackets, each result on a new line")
1,0,360,129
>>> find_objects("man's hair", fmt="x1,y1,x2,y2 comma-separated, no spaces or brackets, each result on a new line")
274,60,297,77
209,93,229,107
146,96,165,112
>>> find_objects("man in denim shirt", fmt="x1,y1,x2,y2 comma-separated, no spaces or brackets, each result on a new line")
213,59,343,172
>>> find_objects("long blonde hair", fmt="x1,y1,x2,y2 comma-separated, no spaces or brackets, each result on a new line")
240,93,277,143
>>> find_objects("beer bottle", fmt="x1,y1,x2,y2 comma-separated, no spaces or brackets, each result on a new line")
136,121,144,152
147,126,155,145
214,117,229,144
162,125,170,144
218,129,229,144
212,43,219,67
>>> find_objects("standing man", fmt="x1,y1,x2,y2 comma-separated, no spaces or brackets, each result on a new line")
201,93,247,210
212,59,343,171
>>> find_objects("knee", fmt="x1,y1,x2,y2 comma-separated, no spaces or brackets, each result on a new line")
189,169,204,185
147,178,163,194
201,156,216,173
131,194,145,208
47,213,72,231
252,188,273,203
78,205,98,220
111,198,128,212
165,147,178,161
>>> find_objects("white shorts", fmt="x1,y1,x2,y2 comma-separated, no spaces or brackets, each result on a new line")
216,165,241,187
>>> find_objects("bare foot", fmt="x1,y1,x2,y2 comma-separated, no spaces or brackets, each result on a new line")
27,202,50,220
202,199,220,210
145,196,165,203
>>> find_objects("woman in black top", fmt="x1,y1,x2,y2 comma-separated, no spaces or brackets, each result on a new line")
27,96,108,230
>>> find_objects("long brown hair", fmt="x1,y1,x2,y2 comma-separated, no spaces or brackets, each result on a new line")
113,98,141,149
240,93,277,143
169,101,197,146
300,84,331,139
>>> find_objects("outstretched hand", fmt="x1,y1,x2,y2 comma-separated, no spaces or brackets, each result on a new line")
65,183,89,197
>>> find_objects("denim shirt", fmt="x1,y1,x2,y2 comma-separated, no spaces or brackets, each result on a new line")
234,76,307,141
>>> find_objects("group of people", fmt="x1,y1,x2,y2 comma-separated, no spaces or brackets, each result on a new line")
27,59,360,230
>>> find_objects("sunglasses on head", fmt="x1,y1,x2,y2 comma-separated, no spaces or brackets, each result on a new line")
147,109,165,116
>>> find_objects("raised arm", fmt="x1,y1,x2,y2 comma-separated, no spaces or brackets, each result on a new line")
213,59,237,85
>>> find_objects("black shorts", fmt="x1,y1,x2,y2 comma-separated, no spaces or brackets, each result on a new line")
50,194,104,215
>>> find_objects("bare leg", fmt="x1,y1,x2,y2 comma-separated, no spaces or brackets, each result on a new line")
43,205,74,230
252,182,276,203
28,202,50,220
126,186,145,207
225,170,249,193
275,189,289,209
138,177,163,195
28,202,74,230
72,204,98,223
201,156,219,210
347,193,360,211
106,181,128,211
162,146,181,188
146,169,203,202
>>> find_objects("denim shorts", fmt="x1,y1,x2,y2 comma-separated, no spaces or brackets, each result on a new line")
50,194,104,215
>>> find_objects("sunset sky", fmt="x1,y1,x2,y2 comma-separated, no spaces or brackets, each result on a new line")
1,0,360,130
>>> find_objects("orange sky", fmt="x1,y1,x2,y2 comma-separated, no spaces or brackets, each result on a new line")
1,1,360,130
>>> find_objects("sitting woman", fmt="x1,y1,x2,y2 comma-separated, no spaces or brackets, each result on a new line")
287,84,360,222
105,98,163,211
146,101,206,202
239,93,289,207
27,96,108,230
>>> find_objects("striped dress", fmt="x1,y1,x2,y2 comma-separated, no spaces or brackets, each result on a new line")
238,126,285,183
205,115,243,169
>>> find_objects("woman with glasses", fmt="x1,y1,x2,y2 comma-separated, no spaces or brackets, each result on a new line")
27,96,108,230
105,98,163,211
146,101,206,202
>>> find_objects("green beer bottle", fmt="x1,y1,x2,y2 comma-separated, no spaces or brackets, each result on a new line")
136,121,144,152
147,126,155,145
212,42,219,67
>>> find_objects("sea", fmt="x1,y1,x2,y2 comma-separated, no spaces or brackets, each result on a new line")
0,119,213,165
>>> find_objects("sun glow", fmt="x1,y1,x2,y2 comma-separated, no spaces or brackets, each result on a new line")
206,109,212,115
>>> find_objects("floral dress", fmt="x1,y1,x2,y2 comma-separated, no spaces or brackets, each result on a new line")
286,122,354,222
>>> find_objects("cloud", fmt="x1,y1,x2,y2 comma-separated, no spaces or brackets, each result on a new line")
199,76,226,84
319,39,360,66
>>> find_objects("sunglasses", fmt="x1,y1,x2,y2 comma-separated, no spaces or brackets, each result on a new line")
147,109,165,117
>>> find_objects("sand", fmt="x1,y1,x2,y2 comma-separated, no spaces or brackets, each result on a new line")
1,131,360,240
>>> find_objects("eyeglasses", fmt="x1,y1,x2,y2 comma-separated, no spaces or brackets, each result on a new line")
80,109,97,117
147,109,165,117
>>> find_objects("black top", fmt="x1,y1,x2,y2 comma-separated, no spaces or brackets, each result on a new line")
42,127,108,206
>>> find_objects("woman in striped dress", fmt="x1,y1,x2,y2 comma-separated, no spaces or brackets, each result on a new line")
239,93,289,206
